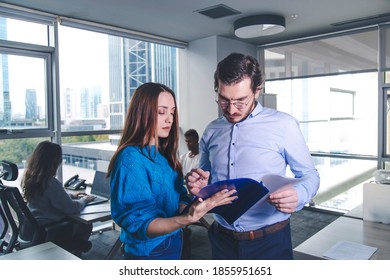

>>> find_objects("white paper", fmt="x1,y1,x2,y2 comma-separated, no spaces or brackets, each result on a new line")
261,174,303,193
323,240,377,260
80,204,110,215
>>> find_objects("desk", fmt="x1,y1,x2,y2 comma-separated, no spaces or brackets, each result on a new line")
71,202,112,224
344,203,363,219
0,242,80,260
71,202,121,259
294,216,390,260
67,184,112,224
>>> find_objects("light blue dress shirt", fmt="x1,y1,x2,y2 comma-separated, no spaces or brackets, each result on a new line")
199,102,320,232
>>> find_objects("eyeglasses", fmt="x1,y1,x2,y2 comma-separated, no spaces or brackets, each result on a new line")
215,94,252,110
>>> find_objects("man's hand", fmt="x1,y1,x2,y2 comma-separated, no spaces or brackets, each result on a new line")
267,187,298,213
185,168,210,196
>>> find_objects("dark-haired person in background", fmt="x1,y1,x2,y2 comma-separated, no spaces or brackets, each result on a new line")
180,129,200,176
187,53,320,260
22,141,95,256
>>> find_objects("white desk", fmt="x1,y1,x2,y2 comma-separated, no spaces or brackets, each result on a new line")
344,203,363,219
294,216,390,260
0,242,80,260
67,185,112,224
72,202,112,224
71,201,120,259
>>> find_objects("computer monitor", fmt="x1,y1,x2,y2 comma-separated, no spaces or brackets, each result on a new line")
91,171,110,198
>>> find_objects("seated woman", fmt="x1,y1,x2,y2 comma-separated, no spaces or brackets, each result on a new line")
21,141,95,256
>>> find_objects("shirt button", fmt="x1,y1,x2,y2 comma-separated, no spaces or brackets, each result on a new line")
231,163,234,166
232,143,235,145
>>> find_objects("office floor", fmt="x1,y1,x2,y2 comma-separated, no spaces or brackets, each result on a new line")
81,208,341,260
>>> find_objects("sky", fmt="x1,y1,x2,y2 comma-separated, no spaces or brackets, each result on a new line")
4,19,109,116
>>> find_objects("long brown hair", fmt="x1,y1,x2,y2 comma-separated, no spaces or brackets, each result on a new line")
22,141,62,201
107,82,182,176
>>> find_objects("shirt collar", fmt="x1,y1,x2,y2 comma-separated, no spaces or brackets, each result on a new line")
248,101,263,119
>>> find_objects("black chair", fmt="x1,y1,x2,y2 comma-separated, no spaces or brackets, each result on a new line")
0,160,73,255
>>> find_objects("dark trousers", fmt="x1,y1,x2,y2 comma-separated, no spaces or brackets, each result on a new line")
55,219,92,255
208,222,294,260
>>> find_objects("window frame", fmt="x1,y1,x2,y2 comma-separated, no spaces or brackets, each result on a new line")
0,42,55,140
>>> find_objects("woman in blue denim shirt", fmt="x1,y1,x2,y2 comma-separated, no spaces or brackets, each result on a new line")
107,82,236,260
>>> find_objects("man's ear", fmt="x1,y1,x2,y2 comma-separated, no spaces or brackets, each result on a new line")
254,86,262,99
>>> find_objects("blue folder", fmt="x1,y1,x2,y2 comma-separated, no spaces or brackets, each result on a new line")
183,178,269,224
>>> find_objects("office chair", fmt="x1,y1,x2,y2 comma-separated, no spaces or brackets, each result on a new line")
0,160,19,254
0,160,73,255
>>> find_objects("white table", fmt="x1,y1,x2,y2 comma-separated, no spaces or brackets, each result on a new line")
0,242,80,260
294,216,390,260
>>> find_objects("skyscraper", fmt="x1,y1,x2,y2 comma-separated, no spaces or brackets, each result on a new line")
0,18,11,127
25,88,37,120
108,37,177,130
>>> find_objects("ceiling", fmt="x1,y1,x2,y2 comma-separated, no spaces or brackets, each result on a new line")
2,0,390,46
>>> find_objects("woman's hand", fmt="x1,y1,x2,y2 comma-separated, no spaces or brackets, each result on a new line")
146,187,237,238
185,168,210,195
186,188,237,224
84,195,96,203
72,192,96,203
71,192,86,199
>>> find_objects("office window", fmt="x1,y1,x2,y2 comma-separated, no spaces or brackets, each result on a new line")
385,89,390,155
266,72,378,211
263,29,380,212
0,137,48,164
0,16,50,46
385,27,390,73
0,8,179,185
0,51,49,130
310,156,376,210
264,29,378,79
0,11,55,179
330,89,354,119
61,134,117,171
58,26,178,132
266,72,377,156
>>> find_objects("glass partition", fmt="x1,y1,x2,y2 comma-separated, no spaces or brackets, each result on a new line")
265,72,378,156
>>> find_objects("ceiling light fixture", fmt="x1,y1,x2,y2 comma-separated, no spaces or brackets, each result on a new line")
234,14,286,38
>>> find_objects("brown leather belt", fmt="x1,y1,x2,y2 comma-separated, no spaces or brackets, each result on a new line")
214,219,289,241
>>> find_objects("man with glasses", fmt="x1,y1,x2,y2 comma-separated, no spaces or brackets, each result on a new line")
186,53,320,260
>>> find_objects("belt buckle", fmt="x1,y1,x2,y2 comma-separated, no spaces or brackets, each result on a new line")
249,231,255,240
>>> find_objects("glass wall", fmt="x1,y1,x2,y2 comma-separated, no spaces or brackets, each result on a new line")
266,73,378,156
0,7,179,184
58,26,178,133
262,27,388,212
0,50,49,130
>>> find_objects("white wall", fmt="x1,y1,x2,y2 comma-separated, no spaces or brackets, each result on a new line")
178,35,257,154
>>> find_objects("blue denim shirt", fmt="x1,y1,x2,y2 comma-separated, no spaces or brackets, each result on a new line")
199,102,320,231
110,145,189,256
